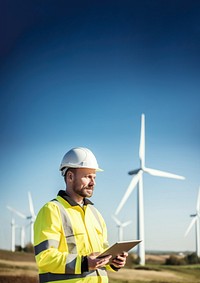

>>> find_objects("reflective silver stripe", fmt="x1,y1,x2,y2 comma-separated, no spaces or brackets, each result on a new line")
39,269,107,283
88,204,103,232
34,239,59,256
52,200,77,254
52,200,78,274
97,268,108,277
65,254,77,274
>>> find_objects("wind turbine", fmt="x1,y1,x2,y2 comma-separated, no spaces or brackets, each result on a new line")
112,215,131,242
115,113,185,265
7,191,36,245
184,187,200,257
7,206,26,251
7,211,25,251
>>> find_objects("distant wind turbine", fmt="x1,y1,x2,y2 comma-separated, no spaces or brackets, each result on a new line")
7,191,36,245
184,187,200,257
112,215,131,242
7,212,25,251
7,206,26,251
115,113,185,265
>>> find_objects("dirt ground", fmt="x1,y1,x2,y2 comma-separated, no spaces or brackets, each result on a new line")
0,250,200,283
108,268,185,282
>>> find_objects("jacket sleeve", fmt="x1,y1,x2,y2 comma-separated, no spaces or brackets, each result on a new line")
34,202,83,274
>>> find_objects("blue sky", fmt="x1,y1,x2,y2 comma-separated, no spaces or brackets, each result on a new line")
0,0,200,252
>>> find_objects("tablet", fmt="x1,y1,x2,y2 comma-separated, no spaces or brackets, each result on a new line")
97,240,142,260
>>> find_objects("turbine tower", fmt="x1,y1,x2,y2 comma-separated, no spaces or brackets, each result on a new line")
112,215,131,242
115,113,185,265
11,216,16,252
184,186,200,257
7,191,36,245
18,225,25,250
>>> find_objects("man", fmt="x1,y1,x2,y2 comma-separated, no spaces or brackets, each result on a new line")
34,147,128,283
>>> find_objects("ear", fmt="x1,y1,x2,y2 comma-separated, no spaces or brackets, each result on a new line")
67,170,74,182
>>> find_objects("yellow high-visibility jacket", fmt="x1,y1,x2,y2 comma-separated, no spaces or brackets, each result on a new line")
34,190,116,283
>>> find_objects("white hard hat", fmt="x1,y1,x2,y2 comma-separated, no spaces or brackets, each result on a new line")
60,147,103,176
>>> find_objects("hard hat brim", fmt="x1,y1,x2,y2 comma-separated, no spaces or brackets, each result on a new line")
60,166,103,176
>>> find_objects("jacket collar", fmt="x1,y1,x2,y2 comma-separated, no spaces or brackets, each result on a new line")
57,190,94,206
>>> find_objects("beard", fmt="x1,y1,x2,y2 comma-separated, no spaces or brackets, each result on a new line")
72,181,94,198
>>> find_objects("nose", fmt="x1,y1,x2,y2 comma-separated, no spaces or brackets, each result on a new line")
90,177,96,186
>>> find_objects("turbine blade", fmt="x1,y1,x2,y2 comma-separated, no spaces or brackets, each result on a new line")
196,186,200,212
139,114,145,168
115,171,142,215
28,191,36,219
144,167,185,180
112,215,121,226
7,205,26,219
184,216,197,237
122,220,132,227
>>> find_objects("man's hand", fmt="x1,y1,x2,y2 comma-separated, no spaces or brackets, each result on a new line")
111,252,128,268
87,253,112,270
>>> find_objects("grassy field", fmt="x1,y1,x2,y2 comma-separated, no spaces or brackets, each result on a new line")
0,250,200,283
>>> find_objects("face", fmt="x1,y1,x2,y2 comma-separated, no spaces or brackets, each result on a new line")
67,168,96,201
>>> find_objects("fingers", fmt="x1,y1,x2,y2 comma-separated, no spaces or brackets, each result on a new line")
120,252,128,260
88,252,128,270
96,255,111,267
111,252,128,268
88,254,112,270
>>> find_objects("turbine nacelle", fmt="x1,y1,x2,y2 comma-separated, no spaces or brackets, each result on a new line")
190,214,197,217
128,169,141,175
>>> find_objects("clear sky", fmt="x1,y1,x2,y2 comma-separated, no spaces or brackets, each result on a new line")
0,0,200,253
